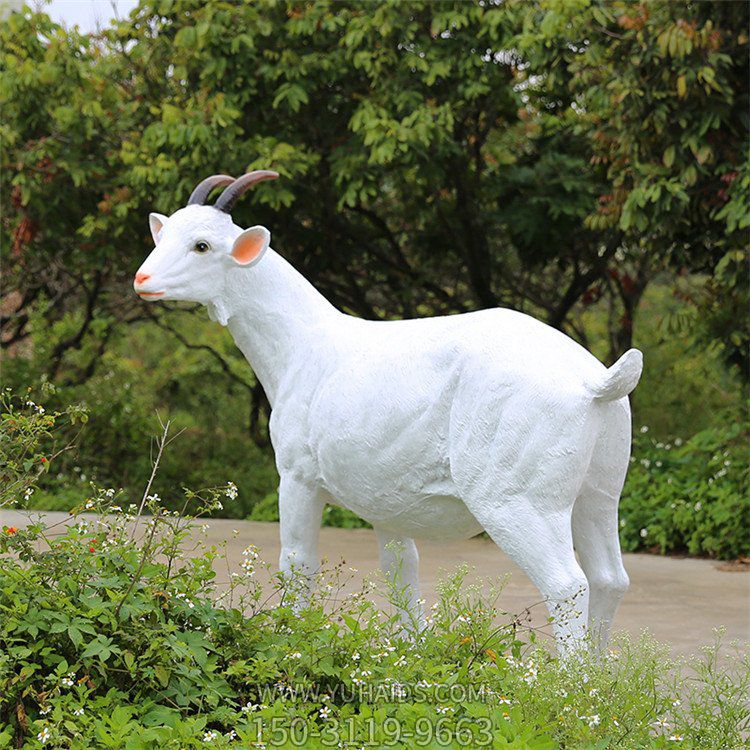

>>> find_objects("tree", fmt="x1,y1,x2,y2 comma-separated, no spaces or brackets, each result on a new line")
515,0,749,374
2,0,747,445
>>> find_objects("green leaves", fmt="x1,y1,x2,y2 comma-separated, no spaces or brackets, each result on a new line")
271,82,309,113
81,634,121,662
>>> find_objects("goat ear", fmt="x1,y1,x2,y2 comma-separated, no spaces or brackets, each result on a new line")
149,213,167,244
230,226,270,267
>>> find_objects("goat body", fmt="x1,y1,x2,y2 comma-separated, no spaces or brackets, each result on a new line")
135,176,642,655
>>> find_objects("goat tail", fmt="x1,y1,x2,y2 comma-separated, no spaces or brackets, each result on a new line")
586,348,643,402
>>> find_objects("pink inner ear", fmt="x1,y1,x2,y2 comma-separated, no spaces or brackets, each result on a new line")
149,216,163,243
232,232,265,264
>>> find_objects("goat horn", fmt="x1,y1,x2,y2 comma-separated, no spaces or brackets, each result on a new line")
213,170,279,214
187,174,236,205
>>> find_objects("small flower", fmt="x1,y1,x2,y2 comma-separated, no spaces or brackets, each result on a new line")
498,696,511,704
351,651,360,661
289,652,302,659
640,528,648,538
668,734,684,742
672,699,682,707
694,502,702,511
436,705,452,714
319,706,331,719
225,481,238,500
41,457,47,464
674,437,683,446
202,730,219,742
640,425,649,433
111,505,122,513
37,727,51,744
587,714,600,728
5,527,17,535
73,707,84,716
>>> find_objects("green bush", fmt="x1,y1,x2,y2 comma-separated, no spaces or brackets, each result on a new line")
1,497,748,749
621,418,750,559
2,319,279,519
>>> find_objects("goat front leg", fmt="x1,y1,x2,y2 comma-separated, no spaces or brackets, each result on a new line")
376,530,425,632
278,475,325,610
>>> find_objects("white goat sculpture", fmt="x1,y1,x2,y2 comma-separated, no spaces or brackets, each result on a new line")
135,172,643,655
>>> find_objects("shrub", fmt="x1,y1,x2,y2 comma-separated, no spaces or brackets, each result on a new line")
1,499,748,749
621,417,750,559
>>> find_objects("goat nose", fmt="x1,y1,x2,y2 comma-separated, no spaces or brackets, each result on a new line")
134,272,151,285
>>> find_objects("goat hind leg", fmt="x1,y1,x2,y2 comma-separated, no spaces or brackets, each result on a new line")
467,500,590,657
572,482,629,653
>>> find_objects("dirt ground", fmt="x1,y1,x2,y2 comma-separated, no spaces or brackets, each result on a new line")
2,511,748,662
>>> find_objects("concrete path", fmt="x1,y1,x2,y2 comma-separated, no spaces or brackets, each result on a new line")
2,511,748,661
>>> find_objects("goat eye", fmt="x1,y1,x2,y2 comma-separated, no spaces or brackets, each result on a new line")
193,241,210,253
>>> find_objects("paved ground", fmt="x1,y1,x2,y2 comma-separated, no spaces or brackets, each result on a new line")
2,511,748,661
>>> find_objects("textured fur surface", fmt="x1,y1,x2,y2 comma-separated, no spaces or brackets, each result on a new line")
135,204,643,654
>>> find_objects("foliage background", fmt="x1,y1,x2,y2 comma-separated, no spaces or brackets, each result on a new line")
1,0,748,557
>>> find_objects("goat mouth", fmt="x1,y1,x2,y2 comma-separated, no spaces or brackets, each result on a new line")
137,291,166,299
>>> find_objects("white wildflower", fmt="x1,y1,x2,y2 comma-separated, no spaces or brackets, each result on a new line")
37,727,51,744
61,672,75,688
640,528,648,538
225,482,238,500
